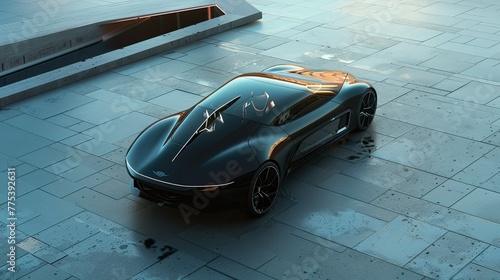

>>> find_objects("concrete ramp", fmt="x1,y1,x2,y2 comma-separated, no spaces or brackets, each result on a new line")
0,0,261,107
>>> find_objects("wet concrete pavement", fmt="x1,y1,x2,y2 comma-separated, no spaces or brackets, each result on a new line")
1,0,500,279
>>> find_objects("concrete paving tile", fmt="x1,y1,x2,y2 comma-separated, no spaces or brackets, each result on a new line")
18,146,70,169
101,147,128,165
157,77,215,96
45,114,81,127
440,41,500,58
467,38,498,49
18,264,71,280
432,78,469,92
379,102,500,141
99,163,129,183
312,156,353,174
291,26,360,49
274,181,390,247
0,108,21,121
92,178,129,199
45,158,79,176
130,251,206,280
41,178,85,198
32,246,67,264
420,2,473,16
179,224,251,259
453,147,500,186
5,114,75,142
397,89,500,121
245,16,303,36
208,257,274,280
112,55,171,75
204,52,264,74
367,115,416,138
391,66,448,86
67,121,95,132
290,228,347,253
18,237,48,254
260,40,322,62
317,173,386,203
405,231,488,279
488,96,500,109
450,35,474,44
448,81,500,105
128,60,198,83
452,188,500,223
65,187,146,223
335,130,394,156
473,245,500,272
355,215,446,267
82,111,156,143
136,104,176,119
54,230,166,279
349,57,401,77
373,42,438,65
423,180,475,207
480,172,500,194
64,99,126,125
166,236,218,263
86,88,149,111
109,80,174,101
0,254,45,279
421,32,460,48
59,151,114,182
5,89,94,119
373,127,493,177
16,169,58,196
184,266,234,280
420,55,475,73
5,189,83,235
0,151,22,172
452,263,500,280
211,29,268,45
75,138,118,157
261,246,423,280
461,58,500,82
32,213,100,250
248,35,290,51
342,157,446,197
80,71,139,90
177,44,237,65
61,82,100,95
373,191,500,246
174,67,234,88
148,90,203,112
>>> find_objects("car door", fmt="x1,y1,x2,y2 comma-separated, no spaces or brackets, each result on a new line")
276,95,341,161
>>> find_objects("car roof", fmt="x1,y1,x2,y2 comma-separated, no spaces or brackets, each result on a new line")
196,68,347,125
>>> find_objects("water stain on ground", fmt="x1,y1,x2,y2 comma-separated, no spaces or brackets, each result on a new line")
143,238,178,260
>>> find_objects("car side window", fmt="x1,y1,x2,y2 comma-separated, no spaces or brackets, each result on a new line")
273,95,329,126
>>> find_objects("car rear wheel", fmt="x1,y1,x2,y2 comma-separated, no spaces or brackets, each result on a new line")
247,162,280,216
357,89,377,130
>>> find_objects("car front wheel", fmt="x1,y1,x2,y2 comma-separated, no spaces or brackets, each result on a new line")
247,162,280,216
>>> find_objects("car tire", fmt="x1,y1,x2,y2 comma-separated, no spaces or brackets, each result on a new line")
357,88,377,130
247,161,280,216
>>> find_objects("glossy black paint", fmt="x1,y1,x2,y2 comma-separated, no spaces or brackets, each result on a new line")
125,64,376,211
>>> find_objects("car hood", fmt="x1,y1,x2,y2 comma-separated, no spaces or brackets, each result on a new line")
126,111,261,187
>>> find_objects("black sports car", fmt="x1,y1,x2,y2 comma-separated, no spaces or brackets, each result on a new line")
126,64,377,216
